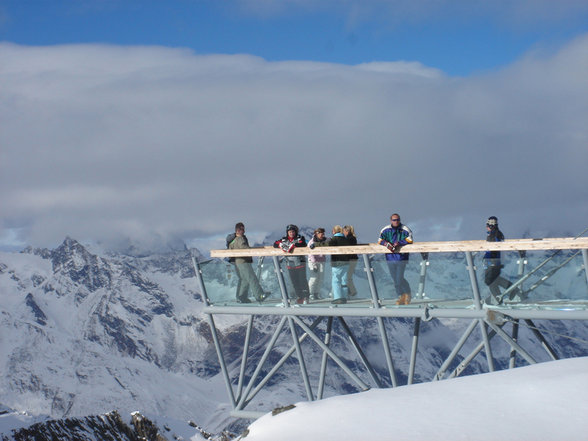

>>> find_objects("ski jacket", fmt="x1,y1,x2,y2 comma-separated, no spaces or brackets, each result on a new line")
273,234,307,268
328,233,351,264
379,223,413,261
308,234,328,263
484,228,505,264
228,235,253,264
345,234,358,261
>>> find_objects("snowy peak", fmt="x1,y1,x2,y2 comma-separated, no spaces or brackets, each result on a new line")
51,237,112,294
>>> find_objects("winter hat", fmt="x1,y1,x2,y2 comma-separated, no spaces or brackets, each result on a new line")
286,224,299,234
486,216,498,227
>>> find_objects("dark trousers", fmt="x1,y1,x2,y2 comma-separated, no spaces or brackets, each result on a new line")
387,260,410,296
287,266,310,299
485,265,512,298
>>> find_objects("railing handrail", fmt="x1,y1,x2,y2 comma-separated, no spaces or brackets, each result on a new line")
211,237,588,258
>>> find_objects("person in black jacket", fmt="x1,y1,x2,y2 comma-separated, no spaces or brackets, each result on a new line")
343,225,358,297
274,224,310,304
329,225,351,304
483,216,514,303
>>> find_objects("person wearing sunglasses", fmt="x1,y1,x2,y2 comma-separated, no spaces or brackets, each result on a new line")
378,214,413,305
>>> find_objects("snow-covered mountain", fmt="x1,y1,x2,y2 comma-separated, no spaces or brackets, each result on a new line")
1,237,587,439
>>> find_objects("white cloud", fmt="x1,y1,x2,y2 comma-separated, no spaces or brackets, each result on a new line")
1,36,587,250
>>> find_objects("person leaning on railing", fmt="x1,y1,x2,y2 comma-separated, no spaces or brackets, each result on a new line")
274,224,311,304
378,214,413,305
329,225,352,304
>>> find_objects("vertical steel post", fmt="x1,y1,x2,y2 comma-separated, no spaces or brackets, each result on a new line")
292,316,370,391
416,253,429,300
582,249,588,292
243,317,324,408
236,316,288,410
338,317,382,388
191,255,236,406
465,251,495,372
509,320,519,369
317,317,333,400
434,319,478,380
273,256,291,305
524,319,559,361
486,321,537,365
408,318,421,385
236,315,254,402
363,254,397,387
288,316,314,401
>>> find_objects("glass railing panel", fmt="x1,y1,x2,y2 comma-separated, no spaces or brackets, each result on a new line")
417,252,474,307
500,250,587,305
199,257,280,306
198,258,240,305
199,248,588,309
368,253,475,308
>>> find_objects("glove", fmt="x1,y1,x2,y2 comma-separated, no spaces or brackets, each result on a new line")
280,242,296,253
379,239,398,253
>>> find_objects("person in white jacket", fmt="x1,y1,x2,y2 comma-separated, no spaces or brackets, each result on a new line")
308,227,328,300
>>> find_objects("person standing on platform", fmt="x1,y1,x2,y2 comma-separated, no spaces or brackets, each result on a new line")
274,224,310,304
483,216,515,303
329,225,351,304
226,222,247,301
228,222,267,303
378,214,413,305
308,227,328,301
343,225,358,297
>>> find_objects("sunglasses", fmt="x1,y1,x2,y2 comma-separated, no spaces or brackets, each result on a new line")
391,218,400,222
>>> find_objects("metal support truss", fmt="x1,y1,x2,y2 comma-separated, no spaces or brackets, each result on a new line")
193,237,588,418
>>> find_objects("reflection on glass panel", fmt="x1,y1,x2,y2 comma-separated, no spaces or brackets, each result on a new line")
198,248,588,309
200,257,280,306
369,253,474,308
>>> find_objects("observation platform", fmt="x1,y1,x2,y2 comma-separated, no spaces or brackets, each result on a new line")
192,236,588,419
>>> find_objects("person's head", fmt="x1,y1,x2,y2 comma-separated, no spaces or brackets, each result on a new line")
286,224,299,238
486,216,498,230
314,227,325,239
235,222,245,235
390,214,401,226
332,225,343,235
343,225,355,237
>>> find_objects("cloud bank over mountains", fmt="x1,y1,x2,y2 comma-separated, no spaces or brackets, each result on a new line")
1,34,587,250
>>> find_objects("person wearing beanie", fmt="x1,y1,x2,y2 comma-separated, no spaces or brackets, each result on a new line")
483,216,514,303
227,222,268,304
274,224,310,304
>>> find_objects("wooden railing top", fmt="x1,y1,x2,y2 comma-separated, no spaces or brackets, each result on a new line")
210,237,588,258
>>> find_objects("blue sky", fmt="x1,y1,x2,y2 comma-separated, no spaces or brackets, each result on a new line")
1,1,588,251
2,1,588,76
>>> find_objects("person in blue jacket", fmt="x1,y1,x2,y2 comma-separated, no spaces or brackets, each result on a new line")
378,214,413,305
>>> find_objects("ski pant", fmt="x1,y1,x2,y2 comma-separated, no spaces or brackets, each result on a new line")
387,260,411,297
287,266,310,300
308,261,325,297
236,262,264,301
331,262,349,300
346,259,358,296
485,265,512,299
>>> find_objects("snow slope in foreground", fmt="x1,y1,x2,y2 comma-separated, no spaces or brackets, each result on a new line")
243,357,588,441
